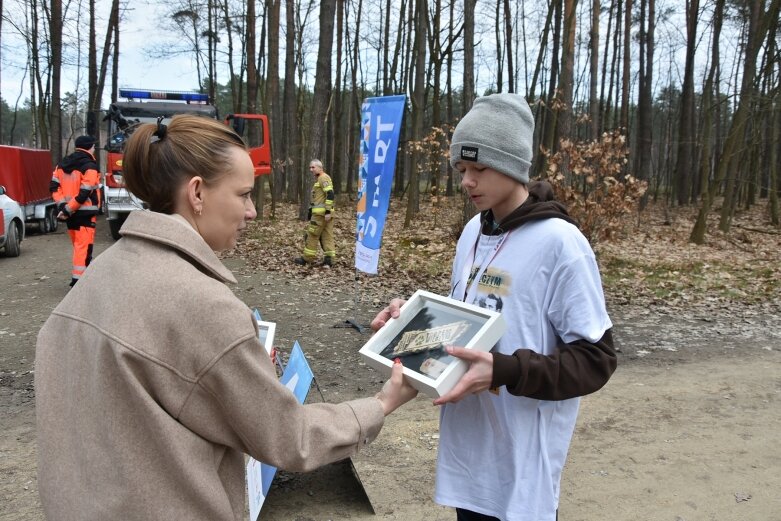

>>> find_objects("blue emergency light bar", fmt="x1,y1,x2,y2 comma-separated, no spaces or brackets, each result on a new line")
119,88,209,103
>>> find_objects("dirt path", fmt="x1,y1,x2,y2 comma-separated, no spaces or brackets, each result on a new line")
1,218,780,521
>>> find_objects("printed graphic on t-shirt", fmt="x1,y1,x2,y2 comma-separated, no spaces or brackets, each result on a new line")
467,265,511,312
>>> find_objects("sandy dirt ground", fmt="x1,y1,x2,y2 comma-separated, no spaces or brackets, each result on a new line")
1,217,780,521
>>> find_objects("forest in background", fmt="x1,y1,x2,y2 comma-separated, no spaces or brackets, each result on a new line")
0,0,779,245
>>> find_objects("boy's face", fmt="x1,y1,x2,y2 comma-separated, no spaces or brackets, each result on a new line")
456,161,528,222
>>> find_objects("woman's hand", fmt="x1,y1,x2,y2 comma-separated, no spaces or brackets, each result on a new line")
433,346,494,405
370,298,406,332
375,359,418,415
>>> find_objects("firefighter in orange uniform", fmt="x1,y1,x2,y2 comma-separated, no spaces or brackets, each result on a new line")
51,135,102,287
294,159,336,267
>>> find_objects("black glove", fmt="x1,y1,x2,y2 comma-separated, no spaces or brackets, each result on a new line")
307,208,312,221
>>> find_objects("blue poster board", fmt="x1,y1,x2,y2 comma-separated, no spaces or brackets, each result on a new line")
246,341,314,520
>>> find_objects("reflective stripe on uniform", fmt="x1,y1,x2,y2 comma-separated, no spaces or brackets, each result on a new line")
68,226,96,280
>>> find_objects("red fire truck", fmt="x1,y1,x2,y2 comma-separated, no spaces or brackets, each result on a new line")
103,88,272,239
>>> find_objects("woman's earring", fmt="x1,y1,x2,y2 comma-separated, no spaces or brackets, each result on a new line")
196,207,202,216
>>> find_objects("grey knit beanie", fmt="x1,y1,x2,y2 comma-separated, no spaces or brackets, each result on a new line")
450,93,534,184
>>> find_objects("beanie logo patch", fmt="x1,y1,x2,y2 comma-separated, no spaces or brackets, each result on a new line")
460,146,479,162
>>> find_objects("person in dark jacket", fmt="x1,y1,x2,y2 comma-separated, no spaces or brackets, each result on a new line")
51,135,102,286
371,93,617,521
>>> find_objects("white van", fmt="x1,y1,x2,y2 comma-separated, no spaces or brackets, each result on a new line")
0,185,24,257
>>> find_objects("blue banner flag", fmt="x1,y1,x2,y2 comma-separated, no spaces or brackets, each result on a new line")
355,95,406,274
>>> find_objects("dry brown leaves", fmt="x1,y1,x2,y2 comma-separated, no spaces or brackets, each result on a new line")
223,196,781,314
596,202,781,313
222,197,459,304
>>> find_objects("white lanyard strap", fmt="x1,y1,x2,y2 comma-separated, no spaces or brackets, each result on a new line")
459,231,510,304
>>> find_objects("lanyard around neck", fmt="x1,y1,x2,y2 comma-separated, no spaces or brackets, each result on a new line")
458,230,511,304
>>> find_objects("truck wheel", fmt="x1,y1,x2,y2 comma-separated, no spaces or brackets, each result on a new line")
40,215,51,233
47,207,59,232
4,222,21,257
108,216,125,240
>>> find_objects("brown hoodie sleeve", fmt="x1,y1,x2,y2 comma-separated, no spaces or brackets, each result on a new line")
490,329,617,400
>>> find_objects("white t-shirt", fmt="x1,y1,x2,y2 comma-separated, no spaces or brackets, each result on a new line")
435,215,612,521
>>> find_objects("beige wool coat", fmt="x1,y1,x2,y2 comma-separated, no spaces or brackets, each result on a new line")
35,211,384,520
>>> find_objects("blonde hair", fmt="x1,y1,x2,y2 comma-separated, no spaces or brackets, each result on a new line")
123,115,246,214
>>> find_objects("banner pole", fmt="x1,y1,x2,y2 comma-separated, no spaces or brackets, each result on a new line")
342,270,365,333
341,94,405,333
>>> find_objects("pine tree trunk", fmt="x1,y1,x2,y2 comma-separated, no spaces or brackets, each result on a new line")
405,0,426,227
620,0,632,131
332,0,345,194
461,0,478,226
770,95,779,225
689,0,724,244
558,0,576,145
284,0,300,202
50,0,62,165
674,0,698,206
635,0,654,210
718,0,780,232
589,0,600,139
302,0,336,219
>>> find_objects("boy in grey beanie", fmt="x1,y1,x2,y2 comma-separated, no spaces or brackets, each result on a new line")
449,93,535,184
372,92,616,521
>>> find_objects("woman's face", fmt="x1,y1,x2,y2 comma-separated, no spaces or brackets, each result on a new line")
199,147,257,251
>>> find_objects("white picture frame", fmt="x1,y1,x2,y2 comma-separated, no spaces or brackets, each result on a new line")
256,320,277,356
359,290,506,398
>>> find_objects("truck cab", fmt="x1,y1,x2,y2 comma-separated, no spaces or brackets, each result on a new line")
103,88,272,240
0,185,24,257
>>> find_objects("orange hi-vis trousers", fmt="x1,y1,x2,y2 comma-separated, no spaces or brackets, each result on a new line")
67,221,96,286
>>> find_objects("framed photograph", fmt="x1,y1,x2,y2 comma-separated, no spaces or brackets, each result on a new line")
359,290,506,398
256,320,277,356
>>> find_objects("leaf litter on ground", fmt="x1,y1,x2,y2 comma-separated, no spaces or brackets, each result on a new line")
223,196,781,321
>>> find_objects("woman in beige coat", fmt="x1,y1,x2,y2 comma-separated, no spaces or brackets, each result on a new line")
35,115,417,520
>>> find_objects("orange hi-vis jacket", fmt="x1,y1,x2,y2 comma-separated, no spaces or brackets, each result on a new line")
50,149,101,222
